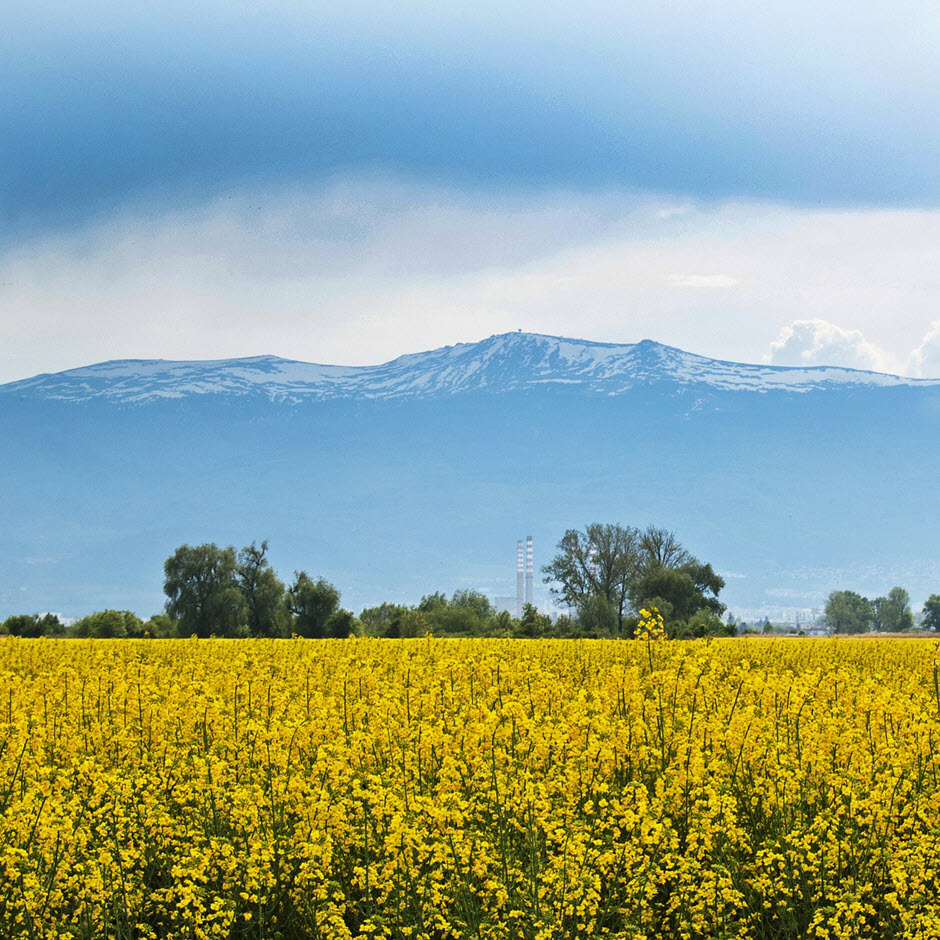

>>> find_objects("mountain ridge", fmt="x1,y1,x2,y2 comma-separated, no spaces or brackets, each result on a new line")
3,332,937,404
1,329,938,618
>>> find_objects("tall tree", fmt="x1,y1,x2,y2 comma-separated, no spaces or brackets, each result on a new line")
874,586,914,632
923,594,940,632
324,608,357,638
164,543,246,638
823,590,874,634
517,602,553,638
236,540,287,637
639,526,691,569
631,561,725,622
287,572,340,638
450,589,494,621
359,602,409,637
542,523,643,633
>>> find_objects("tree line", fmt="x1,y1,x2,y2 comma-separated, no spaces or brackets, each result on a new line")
13,527,937,639
1,524,739,639
823,587,940,634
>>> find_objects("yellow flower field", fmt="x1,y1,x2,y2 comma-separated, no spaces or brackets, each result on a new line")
2,635,940,940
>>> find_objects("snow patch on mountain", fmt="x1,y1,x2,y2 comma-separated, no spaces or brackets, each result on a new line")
2,333,938,404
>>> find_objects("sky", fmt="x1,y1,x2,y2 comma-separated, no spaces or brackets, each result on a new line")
2,0,940,383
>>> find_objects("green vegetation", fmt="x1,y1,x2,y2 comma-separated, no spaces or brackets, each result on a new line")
823,586,916,634
542,523,729,638
5,527,937,641
924,594,940,632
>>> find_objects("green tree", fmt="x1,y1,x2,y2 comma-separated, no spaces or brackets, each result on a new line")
923,594,940,631
73,609,142,639
672,608,732,639
393,609,430,638
359,602,409,637
575,593,618,635
542,523,643,633
324,608,358,638
487,609,516,636
631,561,725,622
872,586,914,632
433,605,484,635
424,589,495,635
450,589,494,621
2,613,62,637
287,572,340,638
163,543,246,638
516,602,553,638
417,592,448,614
142,613,178,638
639,526,691,569
552,614,577,637
237,540,287,637
823,590,874,634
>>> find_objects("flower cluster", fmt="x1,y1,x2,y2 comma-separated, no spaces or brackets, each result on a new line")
633,607,667,642
2,635,940,939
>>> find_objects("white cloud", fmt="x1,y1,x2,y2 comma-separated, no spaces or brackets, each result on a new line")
909,320,940,378
668,274,739,289
765,319,895,372
3,178,940,382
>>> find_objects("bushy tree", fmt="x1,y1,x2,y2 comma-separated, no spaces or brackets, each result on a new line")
488,609,516,636
73,609,143,639
824,590,874,634
2,613,63,637
543,523,643,633
923,594,940,632
414,589,495,636
575,593,618,636
359,602,409,637
393,609,430,638
544,523,723,635
516,602,553,638
164,543,246,637
631,561,725,622
324,608,358,638
672,609,735,639
287,572,340,638
142,613,178,638
434,605,485,635
872,586,914,632
450,589,494,621
417,592,448,614
237,541,287,637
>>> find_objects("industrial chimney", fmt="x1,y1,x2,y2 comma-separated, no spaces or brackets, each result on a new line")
516,540,524,618
525,535,533,608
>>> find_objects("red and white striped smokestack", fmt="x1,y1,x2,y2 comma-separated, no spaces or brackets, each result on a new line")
525,535,533,608
516,540,524,618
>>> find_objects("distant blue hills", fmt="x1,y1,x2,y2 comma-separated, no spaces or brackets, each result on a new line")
2,332,938,620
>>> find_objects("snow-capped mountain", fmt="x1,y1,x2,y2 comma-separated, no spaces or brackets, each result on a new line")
3,333,936,404
1,331,938,622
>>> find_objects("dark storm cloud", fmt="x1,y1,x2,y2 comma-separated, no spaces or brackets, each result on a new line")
2,1,939,242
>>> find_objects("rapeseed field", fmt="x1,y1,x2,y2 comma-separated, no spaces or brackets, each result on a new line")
2,631,940,939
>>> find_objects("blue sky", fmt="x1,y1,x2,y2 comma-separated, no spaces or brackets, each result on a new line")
2,0,940,381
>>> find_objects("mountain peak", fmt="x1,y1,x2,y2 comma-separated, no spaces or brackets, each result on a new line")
2,332,937,404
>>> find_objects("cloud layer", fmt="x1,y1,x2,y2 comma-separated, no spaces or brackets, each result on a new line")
3,0,940,241
3,178,940,382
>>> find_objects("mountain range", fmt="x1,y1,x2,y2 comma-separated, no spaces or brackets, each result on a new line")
2,332,938,620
